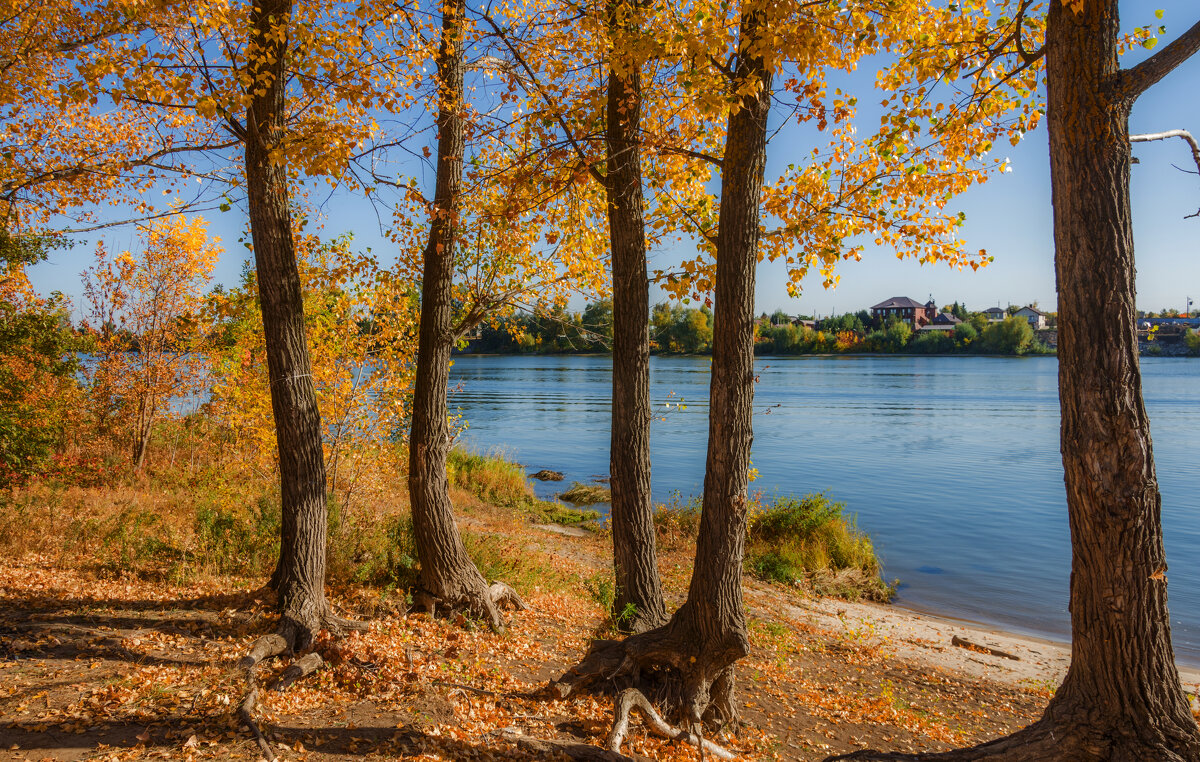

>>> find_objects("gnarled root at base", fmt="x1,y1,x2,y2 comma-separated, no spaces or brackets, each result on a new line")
237,609,365,761
412,579,528,632
551,624,744,759
607,688,736,760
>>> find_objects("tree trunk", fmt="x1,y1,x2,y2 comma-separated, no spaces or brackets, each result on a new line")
406,0,505,629
132,396,152,469
556,4,772,736
244,0,331,649
828,3,1200,760
1036,0,1200,755
605,0,666,635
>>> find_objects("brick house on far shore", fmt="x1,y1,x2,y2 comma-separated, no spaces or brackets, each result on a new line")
871,296,937,328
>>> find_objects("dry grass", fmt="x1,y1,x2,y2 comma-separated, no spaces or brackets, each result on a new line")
556,482,612,505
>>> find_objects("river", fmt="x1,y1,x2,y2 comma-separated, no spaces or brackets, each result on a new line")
447,354,1200,663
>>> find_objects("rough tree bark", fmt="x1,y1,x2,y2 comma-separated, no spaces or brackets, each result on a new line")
554,4,772,751
829,3,1200,761
234,1,358,755
406,0,524,629
605,0,666,635
244,0,335,649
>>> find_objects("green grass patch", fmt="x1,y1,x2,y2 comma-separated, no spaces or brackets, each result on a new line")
653,491,894,601
746,493,894,602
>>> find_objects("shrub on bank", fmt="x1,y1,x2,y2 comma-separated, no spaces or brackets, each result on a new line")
746,494,894,602
1186,329,1200,356
653,491,894,601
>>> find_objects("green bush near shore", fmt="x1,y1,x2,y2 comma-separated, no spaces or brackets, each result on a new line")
746,494,894,602
653,491,894,602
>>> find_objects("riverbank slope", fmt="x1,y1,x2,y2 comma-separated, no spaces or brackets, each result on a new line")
7,469,1196,761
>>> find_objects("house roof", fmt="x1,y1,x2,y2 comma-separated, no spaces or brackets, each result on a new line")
931,312,962,324
1016,305,1045,315
983,306,1006,314
871,296,926,310
918,324,956,331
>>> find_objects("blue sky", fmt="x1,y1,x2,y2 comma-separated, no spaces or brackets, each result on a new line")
28,1,1200,318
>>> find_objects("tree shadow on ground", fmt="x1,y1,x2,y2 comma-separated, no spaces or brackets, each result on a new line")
0,587,274,669
0,719,563,761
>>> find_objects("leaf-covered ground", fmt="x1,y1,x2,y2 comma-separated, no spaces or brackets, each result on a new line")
0,504,1049,761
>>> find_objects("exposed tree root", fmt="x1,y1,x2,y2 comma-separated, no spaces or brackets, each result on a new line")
551,620,745,760
607,688,736,760
488,580,527,611
552,633,739,727
413,578,528,632
236,609,364,759
239,682,276,762
266,651,323,692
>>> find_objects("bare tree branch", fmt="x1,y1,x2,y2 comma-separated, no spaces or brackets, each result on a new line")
1130,128,1200,218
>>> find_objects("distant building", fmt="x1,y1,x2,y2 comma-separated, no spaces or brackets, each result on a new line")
920,312,962,332
1014,306,1047,329
983,306,1007,322
871,296,937,328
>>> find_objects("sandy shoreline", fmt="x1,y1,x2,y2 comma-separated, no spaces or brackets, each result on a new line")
761,589,1200,692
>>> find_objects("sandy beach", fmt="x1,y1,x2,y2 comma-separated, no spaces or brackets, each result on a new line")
769,589,1200,692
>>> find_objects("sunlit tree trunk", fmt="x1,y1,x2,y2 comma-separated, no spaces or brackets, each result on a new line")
406,0,503,628
556,3,772,732
244,0,331,647
830,3,1200,760
1036,1,1200,755
606,0,666,634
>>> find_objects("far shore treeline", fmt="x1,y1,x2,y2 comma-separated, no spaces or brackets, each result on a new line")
460,300,1063,356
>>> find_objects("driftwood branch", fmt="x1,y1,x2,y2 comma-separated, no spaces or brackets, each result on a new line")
950,635,1020,661
606,688,736,760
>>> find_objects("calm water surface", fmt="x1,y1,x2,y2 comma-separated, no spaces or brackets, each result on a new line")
448,354,1200,662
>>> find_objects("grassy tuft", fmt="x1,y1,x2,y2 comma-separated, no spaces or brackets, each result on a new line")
557,482,612,505
448,448,598,526
653,491,893,601
652,492,704,548
746,493,894,602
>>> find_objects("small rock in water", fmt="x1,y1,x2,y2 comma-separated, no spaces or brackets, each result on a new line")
531,469,564,481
